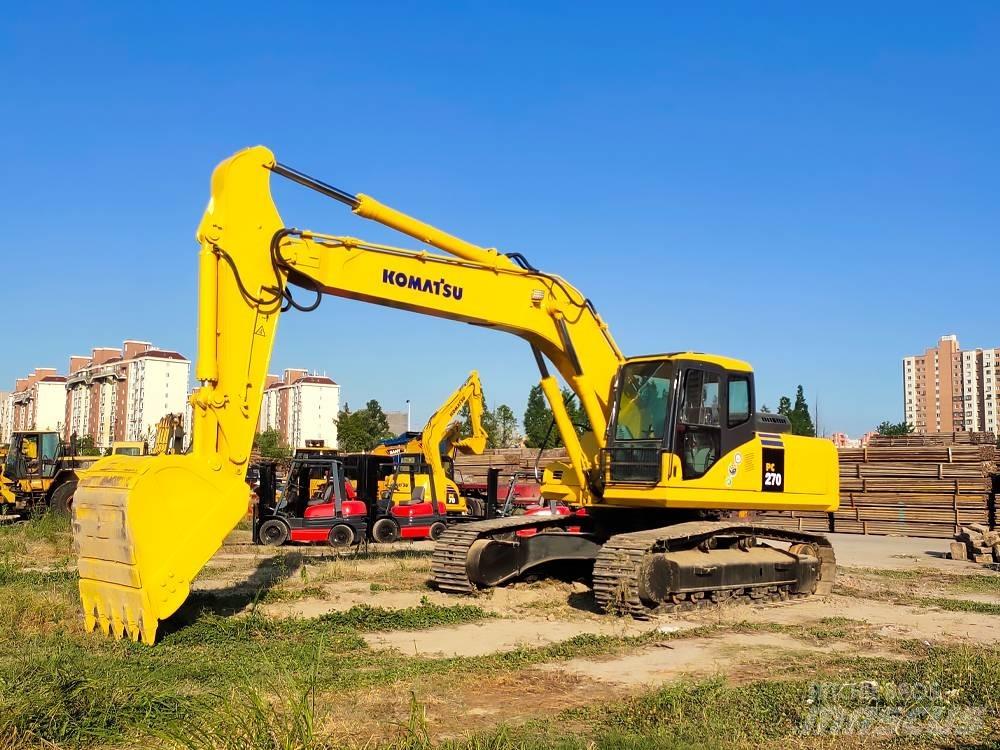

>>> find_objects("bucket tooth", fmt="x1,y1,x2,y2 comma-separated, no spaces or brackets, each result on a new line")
72,454,250,645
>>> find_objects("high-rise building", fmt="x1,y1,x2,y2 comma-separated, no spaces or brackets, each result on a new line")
64,340,190,448
903,335,1000,434
5,369,67,438
259,369,340,449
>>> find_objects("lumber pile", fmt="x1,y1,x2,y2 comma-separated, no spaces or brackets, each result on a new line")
869,432,995,447
949,524,1000,566
454,447,568,485
759,442,998,538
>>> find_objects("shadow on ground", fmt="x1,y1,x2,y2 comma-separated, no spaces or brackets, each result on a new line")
159,552,306,635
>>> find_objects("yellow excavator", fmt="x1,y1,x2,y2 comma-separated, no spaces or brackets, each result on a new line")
374,370,488,517
72,146,838,644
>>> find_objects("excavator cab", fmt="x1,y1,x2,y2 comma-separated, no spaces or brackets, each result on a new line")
598,354,834,506
605,356,753,482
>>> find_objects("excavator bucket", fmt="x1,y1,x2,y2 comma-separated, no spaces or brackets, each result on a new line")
73,454,249,644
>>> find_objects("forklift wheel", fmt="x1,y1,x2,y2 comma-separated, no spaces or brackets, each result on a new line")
371,517,399,543
258,519,289,546
328,524,355,548
429,521,447,541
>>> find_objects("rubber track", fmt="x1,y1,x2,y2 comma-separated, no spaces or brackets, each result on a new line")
592,521,837,617
431,515,576,594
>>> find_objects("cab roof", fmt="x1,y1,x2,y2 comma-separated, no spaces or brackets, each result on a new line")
625,352,753,373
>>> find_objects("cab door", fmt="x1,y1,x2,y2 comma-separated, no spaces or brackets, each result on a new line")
674,364,756,480
676,365,723,479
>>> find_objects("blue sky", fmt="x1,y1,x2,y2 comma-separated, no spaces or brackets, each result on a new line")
1,2,996,436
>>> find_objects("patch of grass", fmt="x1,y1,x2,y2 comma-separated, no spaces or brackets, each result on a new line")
260,584,328,604
382,644,1000,749
838,579,1000,617
0,512,73,567
845,566,924,581
160,648,322,750
847,566,1000,597
953,573,1000,596
916,597,1000,616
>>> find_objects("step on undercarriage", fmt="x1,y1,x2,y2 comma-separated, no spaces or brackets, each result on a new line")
432,516,836,616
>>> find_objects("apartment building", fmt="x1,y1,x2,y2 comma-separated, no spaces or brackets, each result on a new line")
903,335,1000,434
259,369,340,449
3,369,67,439
64,340,190,448
0,391,10,445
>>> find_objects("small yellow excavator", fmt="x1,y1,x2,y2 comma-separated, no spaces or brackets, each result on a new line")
72,146,838,644
373,370,488,517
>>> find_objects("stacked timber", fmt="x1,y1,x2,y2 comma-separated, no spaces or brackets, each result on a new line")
869,432,995,447
759,443,998,538
454,447,568,485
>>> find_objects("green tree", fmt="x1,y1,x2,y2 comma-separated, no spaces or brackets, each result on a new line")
492,404,521,448
522,384,587,448
254,428,291,459
336,400,394,452
73,434,101,456
775,387,815,436
791,386,816,437
759,404,772,414
876,420,914,437
460,396,522,449
523,384,551,448
777,396,792,417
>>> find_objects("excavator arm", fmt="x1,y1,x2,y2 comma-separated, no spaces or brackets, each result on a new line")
73,145,624,643
421,370,486,505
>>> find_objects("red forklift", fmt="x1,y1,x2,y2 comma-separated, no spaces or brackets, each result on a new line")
253,454,369,547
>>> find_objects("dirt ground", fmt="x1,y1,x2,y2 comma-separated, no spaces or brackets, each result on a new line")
188,530,1000,743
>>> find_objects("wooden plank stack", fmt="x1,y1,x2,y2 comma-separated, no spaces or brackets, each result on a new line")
454,447,569,486
759,437,998,538
868,431,996,447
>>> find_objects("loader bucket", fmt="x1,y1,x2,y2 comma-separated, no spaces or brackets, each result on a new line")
72,453,249,644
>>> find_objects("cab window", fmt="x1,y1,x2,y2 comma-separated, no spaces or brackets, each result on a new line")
613,360,675,441
680,370,720,427
728,377,751,427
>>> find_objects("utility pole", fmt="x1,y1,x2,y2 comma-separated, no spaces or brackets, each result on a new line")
406,399,411,431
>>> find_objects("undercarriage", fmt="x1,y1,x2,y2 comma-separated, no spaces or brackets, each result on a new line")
432,510,836,616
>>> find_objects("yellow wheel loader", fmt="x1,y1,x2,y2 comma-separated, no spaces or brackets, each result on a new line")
1,431,101,515
72,147,838,644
